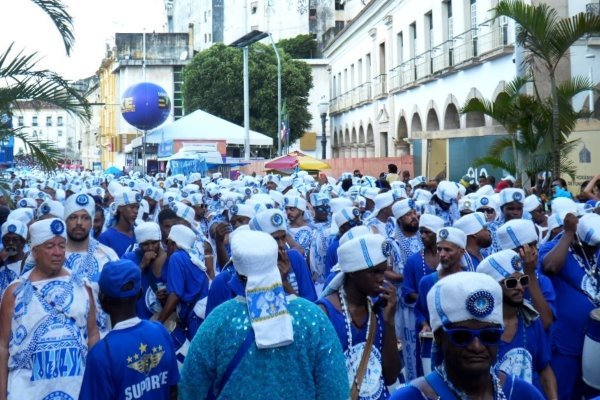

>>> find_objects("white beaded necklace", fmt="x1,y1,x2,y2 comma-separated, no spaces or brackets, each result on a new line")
339,286,373,349
437,364,507,400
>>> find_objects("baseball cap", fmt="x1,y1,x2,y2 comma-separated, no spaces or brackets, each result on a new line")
99,259,142,299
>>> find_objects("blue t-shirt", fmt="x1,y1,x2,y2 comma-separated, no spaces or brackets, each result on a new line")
496,316,551,392
402,252,436,305
390,372,544,399
539,238,597,355
164,250,210,324
287,248,318,302
98,227,136,257
415,273,439,329
318,296,390,400
205,264,242,317
122,250,165,320
79,319,179,400
324,236,341,278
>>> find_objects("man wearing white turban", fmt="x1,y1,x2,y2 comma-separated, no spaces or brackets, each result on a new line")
64,193,119,333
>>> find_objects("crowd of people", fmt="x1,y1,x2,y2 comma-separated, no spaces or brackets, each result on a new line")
0,165,599,400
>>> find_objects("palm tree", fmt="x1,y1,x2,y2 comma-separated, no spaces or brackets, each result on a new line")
461,75,591,189
494,0,600,179
0,0,89,172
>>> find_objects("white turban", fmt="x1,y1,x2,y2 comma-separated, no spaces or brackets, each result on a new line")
64,193,95,219
392,198,417,219
29,218,67,248
498,188,525,207
1,220,27,240
333,207,360,229
427,271,503,332
338,234,388,273
577,213,600,246
249,209,287,234
496,219,538,250
135,222,161,244
231,229,293,349
419,214,445,233
437,227,466,249
478,250,525,281
453,212,487,236
114,189,141,207
38,200,65,220
168,224,205,270
283,196,307,212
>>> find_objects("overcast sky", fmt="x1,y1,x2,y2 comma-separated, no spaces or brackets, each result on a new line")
2,0,166,80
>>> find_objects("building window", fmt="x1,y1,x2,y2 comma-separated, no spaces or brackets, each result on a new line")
57,130,63,137
335,20,345,32
57,116,63,126
251,25,258,31
32,130,38,137
18,116,23,126
46,116,52,126
335,0,344,10
173,66,184,119
251,1,258,14
580,145,592,163
32,116,38,126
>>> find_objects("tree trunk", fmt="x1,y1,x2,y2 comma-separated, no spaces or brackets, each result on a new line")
550,73,560,179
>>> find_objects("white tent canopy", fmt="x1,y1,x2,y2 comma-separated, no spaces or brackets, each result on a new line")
142,109,273,147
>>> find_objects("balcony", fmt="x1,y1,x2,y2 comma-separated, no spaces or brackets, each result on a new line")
587,2,600,16
389,23,512,94
372,74,387,98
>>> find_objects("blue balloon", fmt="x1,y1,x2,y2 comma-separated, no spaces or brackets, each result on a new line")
121,82,171,130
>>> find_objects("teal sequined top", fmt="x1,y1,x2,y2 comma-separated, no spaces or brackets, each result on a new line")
179,296,350,400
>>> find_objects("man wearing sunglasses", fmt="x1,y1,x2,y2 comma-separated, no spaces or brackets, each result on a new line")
475,195,498,223
496,219,556,331
392,271,544,399
478,250,557,399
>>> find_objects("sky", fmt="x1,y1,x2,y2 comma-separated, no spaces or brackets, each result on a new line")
2,0,166,80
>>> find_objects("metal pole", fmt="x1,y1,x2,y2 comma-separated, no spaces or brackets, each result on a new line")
589,56,595,115
321,113,327,159
243,0,250,161
142,130,146,174
268,34,282,156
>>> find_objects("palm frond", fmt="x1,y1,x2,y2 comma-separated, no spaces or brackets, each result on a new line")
549,14,600,67
474,156,516,175
0,45,90,120
30,0,74,55
0,127,62,172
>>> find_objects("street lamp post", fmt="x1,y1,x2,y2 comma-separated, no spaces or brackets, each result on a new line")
586,53,595,115
318,98,329,160
267,33,282,156
230,30,269,161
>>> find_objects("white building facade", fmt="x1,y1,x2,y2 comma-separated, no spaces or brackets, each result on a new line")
324,0,520,180
12,101,79,163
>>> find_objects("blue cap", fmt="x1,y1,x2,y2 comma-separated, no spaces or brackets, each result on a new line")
99,259,141,298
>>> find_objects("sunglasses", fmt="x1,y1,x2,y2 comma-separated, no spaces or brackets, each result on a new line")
314,205,330,213
502,275,529,289
348,219,362,228
443,326,504,347
478,208,495,214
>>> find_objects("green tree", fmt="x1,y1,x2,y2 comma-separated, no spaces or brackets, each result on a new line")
0,0,90,172
182,43,313,149
461,76,590,188
277,34,318,59
494,0,600,179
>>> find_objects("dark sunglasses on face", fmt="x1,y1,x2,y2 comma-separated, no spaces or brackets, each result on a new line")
478,208,495,214
348,219,362,228
502,275,529,289
315,205,330,213
443,326,504,347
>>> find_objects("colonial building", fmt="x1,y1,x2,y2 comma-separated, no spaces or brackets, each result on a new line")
11,101,79,166
96,32,192,169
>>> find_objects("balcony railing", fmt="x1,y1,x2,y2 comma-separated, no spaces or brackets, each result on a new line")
331,23,512,113
587,2,600,16
372,74,387,97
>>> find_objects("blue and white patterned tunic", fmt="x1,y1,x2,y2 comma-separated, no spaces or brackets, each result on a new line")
7,271,91,400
